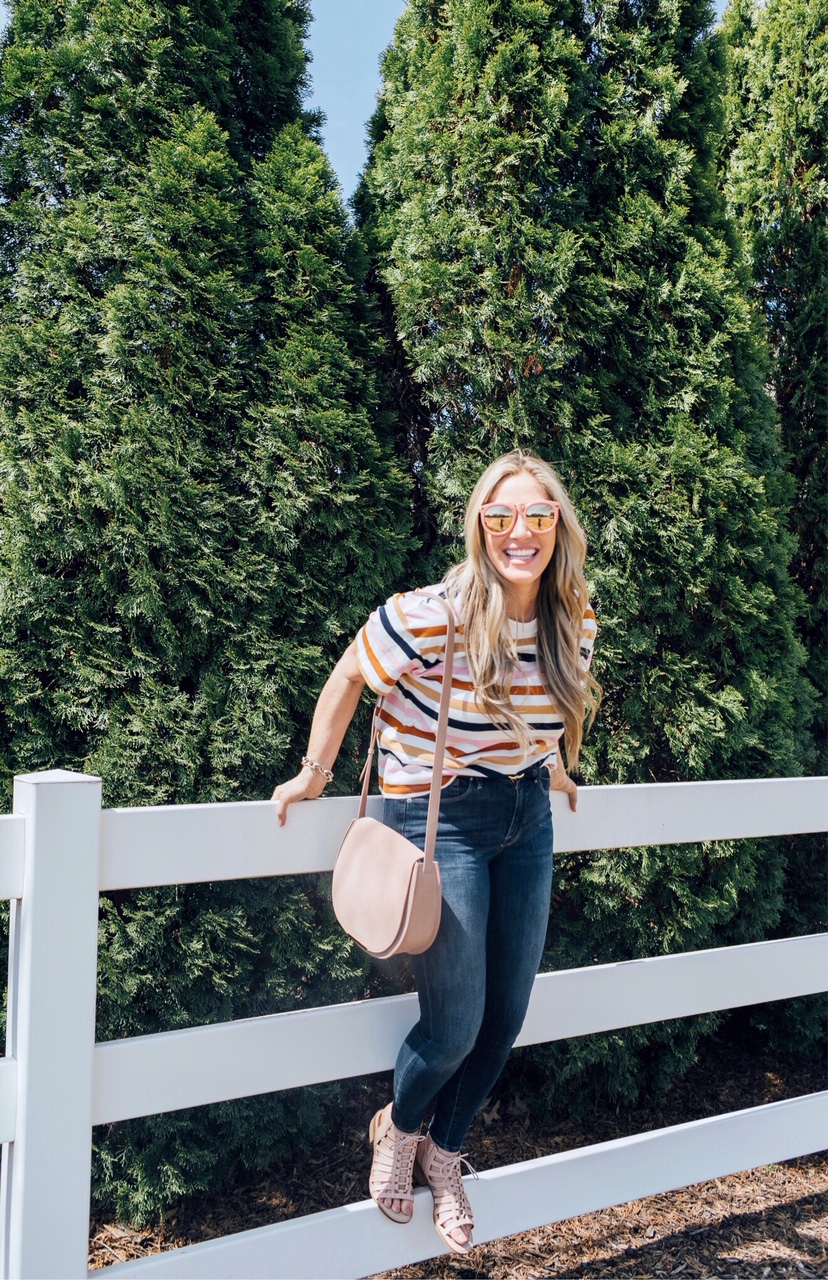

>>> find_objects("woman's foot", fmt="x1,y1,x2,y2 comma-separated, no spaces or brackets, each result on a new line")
368,1103,423,1223
414,1132,477,1254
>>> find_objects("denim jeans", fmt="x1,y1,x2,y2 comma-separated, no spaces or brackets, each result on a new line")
381,764,554,1151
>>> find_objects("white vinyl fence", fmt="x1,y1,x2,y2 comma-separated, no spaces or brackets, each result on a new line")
0,769,825,1279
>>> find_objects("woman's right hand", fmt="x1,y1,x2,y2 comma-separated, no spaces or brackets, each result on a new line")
272,769,327,827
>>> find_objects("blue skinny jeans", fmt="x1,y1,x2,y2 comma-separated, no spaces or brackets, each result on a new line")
381,764,554,1151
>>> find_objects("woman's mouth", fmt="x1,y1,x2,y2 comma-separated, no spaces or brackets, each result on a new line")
504,548,538,562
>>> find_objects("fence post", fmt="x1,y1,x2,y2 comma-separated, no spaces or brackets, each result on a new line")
0,771,102,1280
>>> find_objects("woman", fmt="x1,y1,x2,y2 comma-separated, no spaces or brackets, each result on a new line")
273,450,599,1255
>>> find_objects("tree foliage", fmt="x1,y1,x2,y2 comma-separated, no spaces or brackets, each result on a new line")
720,0,826,763
357,0,813,1112
718,0,827,1048
0,0,409,1219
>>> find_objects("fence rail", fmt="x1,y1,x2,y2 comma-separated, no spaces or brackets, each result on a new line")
110,1092,828,1280
90,932,827,1127
0,770,825,1279
95,774,827,888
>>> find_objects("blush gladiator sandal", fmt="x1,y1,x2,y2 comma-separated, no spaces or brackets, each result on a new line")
414,1132,479,1255
368,1103,423,1224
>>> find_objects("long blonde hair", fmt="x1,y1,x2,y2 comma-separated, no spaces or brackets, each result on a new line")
444,451,601,770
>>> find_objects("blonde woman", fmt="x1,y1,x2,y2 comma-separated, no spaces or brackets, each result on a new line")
274,451,599,1255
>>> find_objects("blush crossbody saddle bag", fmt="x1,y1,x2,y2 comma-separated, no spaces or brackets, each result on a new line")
331,592,457,959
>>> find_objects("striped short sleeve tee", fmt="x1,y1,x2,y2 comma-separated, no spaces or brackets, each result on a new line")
354,584,597,796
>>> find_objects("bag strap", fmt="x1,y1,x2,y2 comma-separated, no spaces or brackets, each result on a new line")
356,590,457,874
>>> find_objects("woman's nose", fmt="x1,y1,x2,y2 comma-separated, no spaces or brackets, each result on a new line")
512,510,531,536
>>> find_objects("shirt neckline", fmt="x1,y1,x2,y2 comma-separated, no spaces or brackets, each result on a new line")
507,615,538,640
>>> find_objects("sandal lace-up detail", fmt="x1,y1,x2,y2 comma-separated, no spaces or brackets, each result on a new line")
415,1133,479,1255
368,1103,423,1224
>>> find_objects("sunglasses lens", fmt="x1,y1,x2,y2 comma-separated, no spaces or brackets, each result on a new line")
525,503,558,531
482,505,515,533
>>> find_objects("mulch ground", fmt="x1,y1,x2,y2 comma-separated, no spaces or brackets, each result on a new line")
88,1042,826,1277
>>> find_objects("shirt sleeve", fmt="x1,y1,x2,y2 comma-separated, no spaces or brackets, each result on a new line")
580,603,597,673
354,590,445,696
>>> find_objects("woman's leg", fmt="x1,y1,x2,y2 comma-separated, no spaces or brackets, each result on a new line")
428,771,553,1152
378,773,551,1244
382,784,495,1136
374,783,495,1226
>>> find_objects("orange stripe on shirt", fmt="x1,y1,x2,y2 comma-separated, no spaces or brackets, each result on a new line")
361,629,394,689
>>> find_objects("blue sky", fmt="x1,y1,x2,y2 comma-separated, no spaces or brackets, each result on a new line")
306,1,408,200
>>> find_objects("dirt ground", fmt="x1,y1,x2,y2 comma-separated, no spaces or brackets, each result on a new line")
89,1042,826,1278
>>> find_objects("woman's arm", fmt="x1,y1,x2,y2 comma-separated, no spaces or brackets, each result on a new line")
272,641,367,826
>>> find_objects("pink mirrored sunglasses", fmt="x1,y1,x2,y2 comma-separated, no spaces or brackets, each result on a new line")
479,500,561,535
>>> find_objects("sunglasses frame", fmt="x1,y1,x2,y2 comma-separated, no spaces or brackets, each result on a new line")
479,500,561,536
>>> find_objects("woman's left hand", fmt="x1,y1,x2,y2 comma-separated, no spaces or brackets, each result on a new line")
549,755,578,812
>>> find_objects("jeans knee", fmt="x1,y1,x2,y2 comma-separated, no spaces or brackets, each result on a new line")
418,1018,480,1075
479,1005,527,1055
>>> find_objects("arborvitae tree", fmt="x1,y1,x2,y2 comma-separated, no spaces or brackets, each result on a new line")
247,121,411,663
721,0,826,764
718,0,826,1049
0,0,410,1219
358,0,812,1114
0,0,309,197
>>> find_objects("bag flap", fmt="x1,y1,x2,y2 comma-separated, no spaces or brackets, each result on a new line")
332,816,424,954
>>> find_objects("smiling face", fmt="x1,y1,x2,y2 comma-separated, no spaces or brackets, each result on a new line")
480,472,558,617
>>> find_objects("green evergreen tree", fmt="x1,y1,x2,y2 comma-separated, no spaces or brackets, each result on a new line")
0,0,410,1219
0,0,309,198
358,0,812,1114
246,121,411,667
718,0,826,1048
721,0,826,763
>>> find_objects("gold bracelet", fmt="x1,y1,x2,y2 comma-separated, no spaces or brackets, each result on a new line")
301,756,334,784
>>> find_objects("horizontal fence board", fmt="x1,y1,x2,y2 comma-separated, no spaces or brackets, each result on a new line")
553,775,827,853
98,776,828,891
92,933,827,1125
515,931,828,1047
99,795,371,891
0,815,24,900
101,1090,828,1279
93,993,418,1125
0,1057,17,1144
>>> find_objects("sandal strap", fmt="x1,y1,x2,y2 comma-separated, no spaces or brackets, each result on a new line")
421,1145,477,1232
370,1118,423,1202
